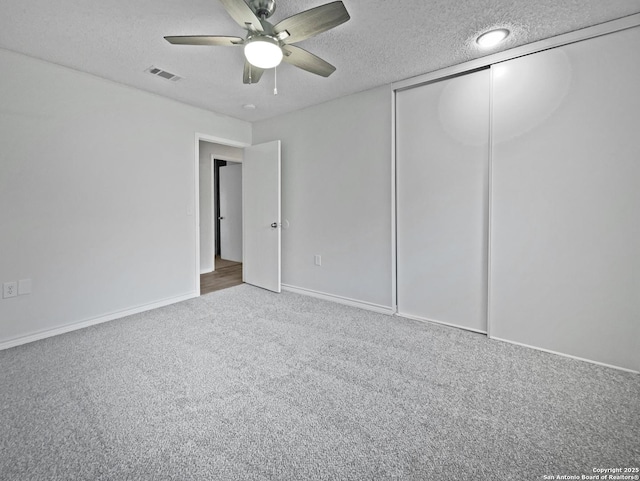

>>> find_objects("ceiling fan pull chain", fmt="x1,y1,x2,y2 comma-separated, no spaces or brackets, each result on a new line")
274,66,278,95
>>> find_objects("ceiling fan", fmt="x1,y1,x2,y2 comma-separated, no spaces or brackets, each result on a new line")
164,0,350,84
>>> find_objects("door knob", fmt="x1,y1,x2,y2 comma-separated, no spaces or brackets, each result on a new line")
218,216,225,220
271,222,279,228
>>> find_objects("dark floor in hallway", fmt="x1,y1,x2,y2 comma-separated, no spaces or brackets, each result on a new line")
200,256,243,295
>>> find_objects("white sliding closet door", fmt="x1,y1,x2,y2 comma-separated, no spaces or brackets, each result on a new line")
396,69,490,333
489,26,640,371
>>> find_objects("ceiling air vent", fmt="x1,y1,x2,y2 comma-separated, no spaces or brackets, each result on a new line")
145,66,182,82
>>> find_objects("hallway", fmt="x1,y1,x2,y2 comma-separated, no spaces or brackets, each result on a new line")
200,257,243,295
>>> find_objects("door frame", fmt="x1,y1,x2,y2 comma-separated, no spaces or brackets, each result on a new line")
194,133,249,296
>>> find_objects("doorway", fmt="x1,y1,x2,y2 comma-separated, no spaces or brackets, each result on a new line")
198,140,244,294
195,135,282,296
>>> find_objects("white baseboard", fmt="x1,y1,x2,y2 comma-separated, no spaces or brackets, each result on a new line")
489,335,639,374
0,292,198,351
396,311,488,335
281,284,395,315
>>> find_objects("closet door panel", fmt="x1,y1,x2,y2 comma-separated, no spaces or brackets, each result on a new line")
396,69,490,332
490,26,640,371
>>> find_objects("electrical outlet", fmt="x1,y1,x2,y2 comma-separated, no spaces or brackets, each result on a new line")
314,255,322,266
3,281,18,298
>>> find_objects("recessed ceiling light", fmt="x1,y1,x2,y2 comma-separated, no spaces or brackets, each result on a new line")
476,28,510,48
242,104,256,110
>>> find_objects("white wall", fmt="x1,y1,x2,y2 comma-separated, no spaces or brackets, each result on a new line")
198,142,243,273
199,142,244,164
0,48,251,345
198,157,214,273
252,86,393,309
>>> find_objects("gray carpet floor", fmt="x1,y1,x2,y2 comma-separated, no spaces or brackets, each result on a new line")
1,284,638,481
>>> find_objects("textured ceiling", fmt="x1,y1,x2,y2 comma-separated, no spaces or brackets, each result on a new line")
1,0,639,122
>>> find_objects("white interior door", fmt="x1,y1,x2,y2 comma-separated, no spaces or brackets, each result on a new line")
489,26,640,371
396,69,490,333
242,140,281,292
219,162,243,263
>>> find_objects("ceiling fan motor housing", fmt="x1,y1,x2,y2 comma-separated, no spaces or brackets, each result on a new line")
249,0,276,19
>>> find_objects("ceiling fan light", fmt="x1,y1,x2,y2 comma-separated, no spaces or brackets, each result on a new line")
244,37,283,69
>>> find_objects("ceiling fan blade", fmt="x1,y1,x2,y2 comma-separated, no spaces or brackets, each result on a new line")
281,45,336,77
274,1,350,44
243,61,265,84
164,35,243,46
219,0,264,32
